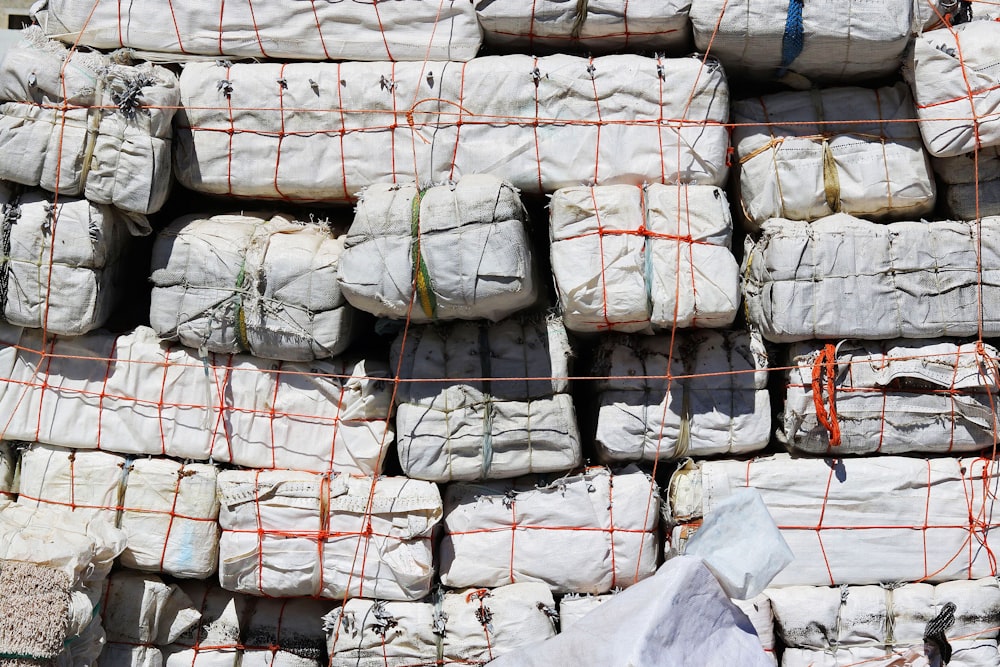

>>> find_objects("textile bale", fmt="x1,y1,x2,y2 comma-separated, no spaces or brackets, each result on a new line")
932,147,1000,219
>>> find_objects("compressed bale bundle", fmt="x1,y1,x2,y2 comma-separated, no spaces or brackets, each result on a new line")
325,583,558,666
217,470,441,601
593,330,771,462
769,579,1000,667
549,184,739,333
0,27,178,215
32,0,482,62
932,146,1000,219
732,83,936,228
668,454,1000,586
150,213,356,361
742,215,1000,342
0,325,393,475
439,466,659,594
391,317,582,482
783,339,1000,455
174,55,730,203
339,175,537,322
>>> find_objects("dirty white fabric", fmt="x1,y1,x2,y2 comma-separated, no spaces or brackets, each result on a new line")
325,583,557,666
391,317,581,482
742,215,1000,341
732,84,935,227
549,184,739,332
0,442,13,503
932,147,1000,219
668,455,1000,586
175,55,730,202
32,0,482,62
339,176,537,322
0,27,177,214
783,339,1000,455
593,330,771,462
770,579,1000,667
217,470,442,601
151,213,355,361
0,325,393,475
440,466,659,594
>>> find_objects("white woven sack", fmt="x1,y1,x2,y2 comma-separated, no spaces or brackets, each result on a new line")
151,213,355,361
783,339,1000,455
440,466,659,594
0,325,393,475
742,215,1000,342
217,470,441,601
733,83,935,227
933,147,1000,219
325,583,557,666
550,184,739,332
475,0,690,53
0,27,177,214
175,55,729,202
0,442,13,503
668,455,1000,586
33,0,482,62
339,175,536,322
391,317,581,482
593,330,771,462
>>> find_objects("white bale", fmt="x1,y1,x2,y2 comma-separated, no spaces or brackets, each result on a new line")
33,0,482,62
217,470,441,601
339,175,536,322
175,55,730,202
742,215,1000,342
325,583,557,666
732,84,935,227
549,184,739,333
593,330,771,462
0,325,392,474
932,147,1000,219
391,317,581,482
151,213,355,361
440,466,659,594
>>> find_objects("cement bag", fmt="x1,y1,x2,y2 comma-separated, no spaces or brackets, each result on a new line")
175,55,730,202
0,325,393,475
440,466,659,594
593,330,770,462
325,583,557,666
549,184,739,332
0,27,177,215
732,84,935,228
932,147,1000,219
769,579,1000,667
217,470,441,601
668,455,1000,586
742,215,1000,342
475,0,690,53
391,317,581,482
339,175,536,322
783,339,1000,455
32,0,482,62
150,213,355,361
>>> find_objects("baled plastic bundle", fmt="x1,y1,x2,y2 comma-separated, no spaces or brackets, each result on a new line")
593,330,771,462
475,0,690,53
325,583,558,666
339,176,537,322
933,147,1000,219
151,213,356,361
32,0,482,62
0,325,393,475
742,215,1000,342
391,317,582,482
440,466,659,594
175,55,730,202
668,454,1000,586
769,579,1000,666
549,184,739,333
217,470,441,601
732,83,935,228
783,339,1000,455
0,27,178,215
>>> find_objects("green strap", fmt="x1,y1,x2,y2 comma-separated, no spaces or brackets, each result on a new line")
411,188,437,319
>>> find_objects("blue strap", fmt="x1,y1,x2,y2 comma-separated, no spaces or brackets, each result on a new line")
777,0,805,78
